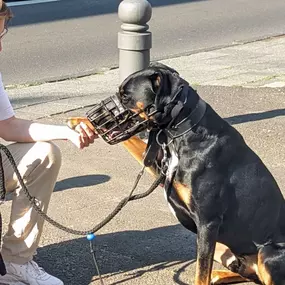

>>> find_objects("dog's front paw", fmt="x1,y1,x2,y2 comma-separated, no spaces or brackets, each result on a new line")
66,117,94,131
211,270,248,284
211,271,224,285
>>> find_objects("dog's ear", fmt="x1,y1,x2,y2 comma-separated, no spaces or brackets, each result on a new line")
149,62,179,76
148,63,181,99
149,72,162,95
150,67,184,126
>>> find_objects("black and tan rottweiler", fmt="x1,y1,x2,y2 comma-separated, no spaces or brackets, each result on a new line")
68,63,285,285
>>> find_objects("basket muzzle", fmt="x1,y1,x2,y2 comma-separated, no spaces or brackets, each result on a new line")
86,94,155,145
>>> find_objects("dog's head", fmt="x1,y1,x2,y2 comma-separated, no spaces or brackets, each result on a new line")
117,62,185,129
87,63,197,144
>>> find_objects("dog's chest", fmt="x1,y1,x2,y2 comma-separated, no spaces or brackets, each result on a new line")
163,145,196,224
163,146,180,218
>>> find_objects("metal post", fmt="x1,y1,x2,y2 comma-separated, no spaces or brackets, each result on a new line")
118,0,152,83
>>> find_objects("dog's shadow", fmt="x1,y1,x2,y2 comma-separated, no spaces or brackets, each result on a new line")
36,224,196,285
225,108,285,125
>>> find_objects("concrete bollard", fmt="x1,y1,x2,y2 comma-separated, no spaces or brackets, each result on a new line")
118,0,152,83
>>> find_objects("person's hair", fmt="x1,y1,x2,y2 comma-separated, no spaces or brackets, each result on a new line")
0,1,13,20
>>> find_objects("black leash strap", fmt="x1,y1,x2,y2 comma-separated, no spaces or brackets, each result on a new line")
0,152,5,203
0,144,165,236
0,143,165,283
143,129,161,167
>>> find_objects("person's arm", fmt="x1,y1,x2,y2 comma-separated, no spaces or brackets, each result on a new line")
0,116,97,149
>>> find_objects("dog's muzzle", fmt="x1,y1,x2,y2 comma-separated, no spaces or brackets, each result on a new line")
86,95,154,145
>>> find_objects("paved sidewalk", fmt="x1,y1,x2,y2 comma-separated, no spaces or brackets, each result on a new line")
4,34,285,121
1,35,285,285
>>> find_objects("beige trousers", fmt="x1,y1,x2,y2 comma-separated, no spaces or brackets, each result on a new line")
0,142,62,264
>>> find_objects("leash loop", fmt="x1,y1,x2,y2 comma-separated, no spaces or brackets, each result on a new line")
155,129,173,147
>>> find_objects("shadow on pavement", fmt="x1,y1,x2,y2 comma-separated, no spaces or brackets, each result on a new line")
4,174,110,202
225,108,285,125
54,174,111,192
36,224,196,285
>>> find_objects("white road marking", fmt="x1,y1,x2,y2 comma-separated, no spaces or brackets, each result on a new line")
7,0,60,7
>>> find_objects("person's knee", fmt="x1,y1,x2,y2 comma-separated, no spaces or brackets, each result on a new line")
40,142,62,171
29,142,62,178
28,142,62,193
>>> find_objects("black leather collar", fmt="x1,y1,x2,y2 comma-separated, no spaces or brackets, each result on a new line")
143,85,207,167
164,85,207,139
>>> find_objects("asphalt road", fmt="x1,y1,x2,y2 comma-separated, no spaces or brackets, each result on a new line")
2,0,285,85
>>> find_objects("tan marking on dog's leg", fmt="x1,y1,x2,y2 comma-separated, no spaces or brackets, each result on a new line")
195,260,211,285
211,270,250,284
172,181,192,206
121,136,157,177
257,251,273,285
67,121,157,179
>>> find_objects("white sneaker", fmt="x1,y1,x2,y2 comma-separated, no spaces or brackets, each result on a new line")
0,260,63,285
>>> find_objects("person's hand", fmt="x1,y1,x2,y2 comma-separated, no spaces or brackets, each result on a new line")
67,122,98,149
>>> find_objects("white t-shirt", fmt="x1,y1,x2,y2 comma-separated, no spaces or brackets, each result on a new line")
0,73,15,121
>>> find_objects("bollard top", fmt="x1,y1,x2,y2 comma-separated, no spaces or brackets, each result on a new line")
119,0,152,31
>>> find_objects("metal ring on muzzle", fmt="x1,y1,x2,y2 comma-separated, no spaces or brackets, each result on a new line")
86,95,152,145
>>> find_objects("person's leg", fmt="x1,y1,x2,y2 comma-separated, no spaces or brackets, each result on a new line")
0,142,63,285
